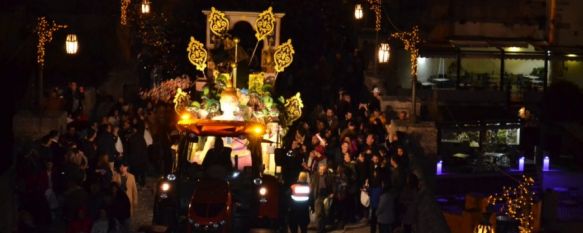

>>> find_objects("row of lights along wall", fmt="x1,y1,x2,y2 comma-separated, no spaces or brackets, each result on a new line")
57,0,151,56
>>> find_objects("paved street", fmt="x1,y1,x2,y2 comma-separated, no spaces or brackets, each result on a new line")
131,178,371,233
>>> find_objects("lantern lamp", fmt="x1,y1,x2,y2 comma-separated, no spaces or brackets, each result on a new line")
354,4,363,20
378,43,390,63
141,0,151,14
65,34,78,55
473,223,493,233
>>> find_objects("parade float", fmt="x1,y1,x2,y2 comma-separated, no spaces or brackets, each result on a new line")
151,7,303,232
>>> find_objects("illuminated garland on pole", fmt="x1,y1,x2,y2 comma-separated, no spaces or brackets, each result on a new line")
36,17,67,66
391,26,422,77
488,175,536,233
367,0,382,32
121,0,131,25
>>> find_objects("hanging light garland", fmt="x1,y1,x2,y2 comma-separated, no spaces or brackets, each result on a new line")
488,175,536,233
391,26,422,76
367,0,382,32
36,17,67,66
121,0,131,25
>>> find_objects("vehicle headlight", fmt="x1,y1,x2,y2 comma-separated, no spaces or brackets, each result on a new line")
166,174,176,181
259,187,267,196
232,171,240,178
160,182,170,192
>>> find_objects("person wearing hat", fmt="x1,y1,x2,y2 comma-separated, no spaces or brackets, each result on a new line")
112,160,138,217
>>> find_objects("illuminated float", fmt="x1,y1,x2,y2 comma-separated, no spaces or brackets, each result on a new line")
151,7,302,232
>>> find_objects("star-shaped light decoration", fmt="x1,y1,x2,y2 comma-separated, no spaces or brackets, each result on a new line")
187,37,208,72
273,39,295,73
208,7,229,37
255,7,275,41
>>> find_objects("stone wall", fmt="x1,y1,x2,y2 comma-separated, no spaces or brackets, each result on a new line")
13,111,68,141
393,121,438,158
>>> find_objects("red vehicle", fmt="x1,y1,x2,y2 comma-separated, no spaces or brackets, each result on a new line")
187,178,232,232
153,119,281,233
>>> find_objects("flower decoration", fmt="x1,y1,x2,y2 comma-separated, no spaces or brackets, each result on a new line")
249,72,265,95
142,75,192,103
187,37,208,71
273,39,295,73
255,7,275,41
208,7,229,37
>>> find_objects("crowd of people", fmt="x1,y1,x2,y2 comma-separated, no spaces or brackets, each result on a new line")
16,78,421,233
16,82,176,233
282,87,419,233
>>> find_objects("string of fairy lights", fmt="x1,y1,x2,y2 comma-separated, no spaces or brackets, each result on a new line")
121,0,131,25
391,26,422,77
36,17,68,66
488,175,536,233
366,0,382,32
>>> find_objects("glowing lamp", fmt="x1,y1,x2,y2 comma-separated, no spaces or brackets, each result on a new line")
141,0,150,14
566,53,578,58
160,182,170,192
378,43,390,63
518,156,525,172
65,34,78,54
354,4,363,20
259,187,267,196
506,47,521,52
250,124,265,136
543,155,550,172
436,160,443,175
180,113,192,121
473,223,493,233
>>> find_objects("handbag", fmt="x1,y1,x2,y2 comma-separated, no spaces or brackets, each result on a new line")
360,190,370,207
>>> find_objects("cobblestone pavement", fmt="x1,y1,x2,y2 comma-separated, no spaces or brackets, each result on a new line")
131,177,156,232
130,177,370,233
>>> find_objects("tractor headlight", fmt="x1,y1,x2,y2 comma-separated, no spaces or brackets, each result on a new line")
259,187,267,196
160,182,171,192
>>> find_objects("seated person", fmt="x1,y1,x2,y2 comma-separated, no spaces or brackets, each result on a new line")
202,137,233,179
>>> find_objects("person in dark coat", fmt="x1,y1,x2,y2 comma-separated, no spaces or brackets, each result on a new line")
108,182,131,233
96,124,117,168
125,127,148,187
311,164,335,233
79,128,98,170
376,186,396,233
